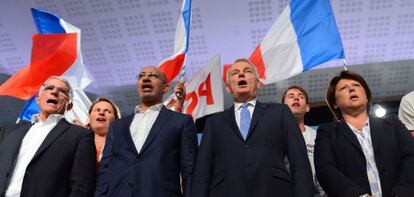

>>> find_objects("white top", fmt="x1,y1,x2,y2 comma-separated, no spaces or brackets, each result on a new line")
233,99,256,130
6,114,64,197
129,103,163,153
303,126,326,197
303,125,317,180
347,120,382,197
399,90,414,130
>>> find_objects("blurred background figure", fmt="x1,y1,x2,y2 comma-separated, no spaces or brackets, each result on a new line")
399,90,414,136
282,86,326,197
315,70,414,197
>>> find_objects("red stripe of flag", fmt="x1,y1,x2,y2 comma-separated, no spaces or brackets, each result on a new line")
158,53,185,83
0,33,77,99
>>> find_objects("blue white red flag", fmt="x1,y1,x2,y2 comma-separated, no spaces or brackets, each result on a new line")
158,0,191,83
0,8,93,124
248,0,345,84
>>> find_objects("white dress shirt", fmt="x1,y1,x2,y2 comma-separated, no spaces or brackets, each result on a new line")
129,103,163,153
234,99,256,130
6,114,64,197
347,120,382,197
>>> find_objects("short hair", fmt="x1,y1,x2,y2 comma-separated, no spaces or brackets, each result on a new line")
226,58,259,84
88,97,121,120
281,85,309,104
325,70,371,121
40,76,73,102
138,66,168,84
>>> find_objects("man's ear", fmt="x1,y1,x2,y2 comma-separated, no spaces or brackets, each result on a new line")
66,102,73,111
305,104,310,113
35,94,40,105
225,84,231,94
162,83,170,93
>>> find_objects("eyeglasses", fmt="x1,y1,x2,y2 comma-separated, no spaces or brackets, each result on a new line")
42,84,70,97
136,72,166,83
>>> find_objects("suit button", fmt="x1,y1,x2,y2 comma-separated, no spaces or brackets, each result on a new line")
25,171,30,175
128,182,134,188
245,144,250,148
6,172,10,177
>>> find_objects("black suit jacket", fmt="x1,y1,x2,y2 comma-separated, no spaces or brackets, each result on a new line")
0,119,96,197
192,102,314,197
95,106,198,197
314,116,414,197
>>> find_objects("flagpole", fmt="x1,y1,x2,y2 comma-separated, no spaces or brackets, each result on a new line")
342,58,348,71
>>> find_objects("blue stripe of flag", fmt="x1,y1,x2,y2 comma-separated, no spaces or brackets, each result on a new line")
18,8,68,122
182,0,192,53
289,0,344,71
31,8,66,34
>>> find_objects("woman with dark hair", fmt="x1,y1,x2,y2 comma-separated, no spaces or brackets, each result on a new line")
314,70,414,197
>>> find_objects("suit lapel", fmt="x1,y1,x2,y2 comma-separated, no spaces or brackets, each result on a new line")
121,114,138,155
246,102,267,139
223,106,245,141
0,123,32,165
32,119,70,160
338,120,364,155
369,117,383,166
139,106,173,154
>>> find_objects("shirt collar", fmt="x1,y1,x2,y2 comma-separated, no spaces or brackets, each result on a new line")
134,103,164,114
346,118,370,134
31,114,64,124
234,98,257,111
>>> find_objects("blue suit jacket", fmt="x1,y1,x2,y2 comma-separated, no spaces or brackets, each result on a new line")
192,102,314,197
95,106,197,197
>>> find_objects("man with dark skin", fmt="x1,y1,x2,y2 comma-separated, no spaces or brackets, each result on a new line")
95,66,197,197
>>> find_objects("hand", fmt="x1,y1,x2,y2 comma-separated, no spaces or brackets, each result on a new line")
173,80,186,112
174,80,186,100
72,119,88,129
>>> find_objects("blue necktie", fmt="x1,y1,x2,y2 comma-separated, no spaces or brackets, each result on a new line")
240,103,251,140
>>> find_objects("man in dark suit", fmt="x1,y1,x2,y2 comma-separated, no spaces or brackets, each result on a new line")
95,66,198,197
192,58,314,197
0,76,96,197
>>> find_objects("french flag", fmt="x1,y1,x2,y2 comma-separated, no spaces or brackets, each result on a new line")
248,0,344,84
158,0,191,83
0,8,93,124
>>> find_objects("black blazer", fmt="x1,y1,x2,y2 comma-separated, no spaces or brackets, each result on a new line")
192,102,314,197
95,106,198,197
0,119,96,197
314,116,414,197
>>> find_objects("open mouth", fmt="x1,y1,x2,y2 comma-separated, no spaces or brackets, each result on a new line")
96,117,107,122
46,99,58,105
291,102,300,107
141,84,153,91
350,95,359,100
237,80,247,87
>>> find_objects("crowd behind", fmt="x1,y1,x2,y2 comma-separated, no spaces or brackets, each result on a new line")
0,58,414,197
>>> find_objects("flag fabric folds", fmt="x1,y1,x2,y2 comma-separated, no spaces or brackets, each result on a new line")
0,8,93,124
249,0,344,85
165,55,224,120
158,0,192,83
